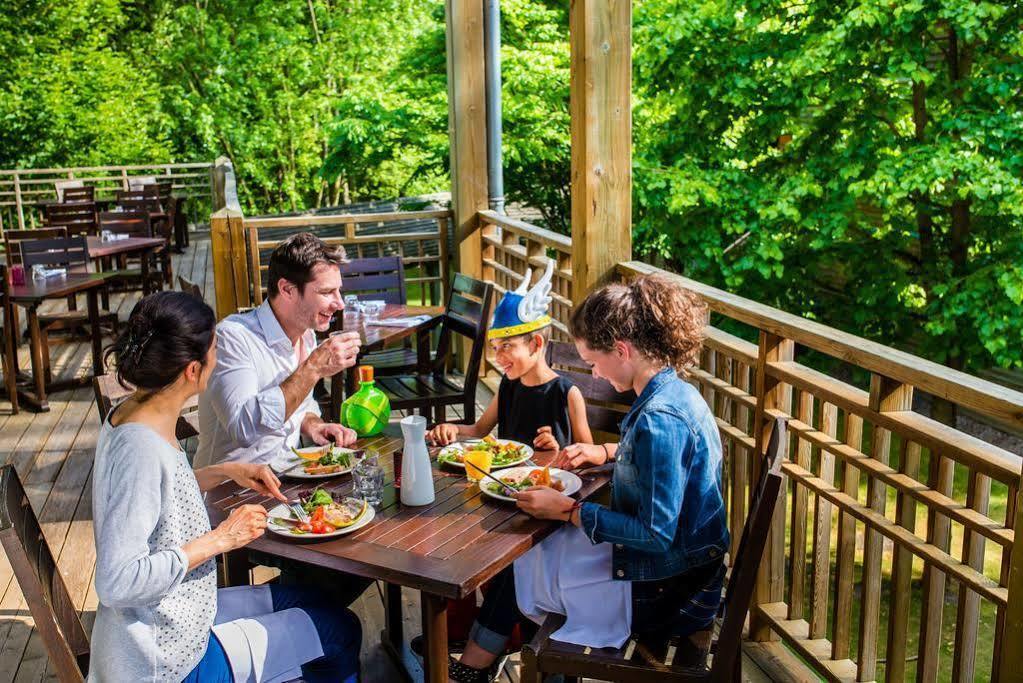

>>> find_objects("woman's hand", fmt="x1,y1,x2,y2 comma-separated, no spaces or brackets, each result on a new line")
533,426,559,452
515,486,574,521
553,442,610,470
223,463,287,503
213,504,268,552
428,423,460,445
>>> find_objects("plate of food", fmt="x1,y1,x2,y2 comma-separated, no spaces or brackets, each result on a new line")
283,445,358,479
478,465,583,503
267,488,375,538
437,435,533,470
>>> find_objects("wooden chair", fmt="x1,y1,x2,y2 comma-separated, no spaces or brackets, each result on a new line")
0,465,90,681
93,373,199,439
62,186,94,202
521,416,789,683
53,179,84,202
128,175,157,191
98,211,167,291
0,265,19,414
178,275,202,300
4,227,69,266
376,274,493,424
546,340,636,438
21,237,118,383
44,202,97,237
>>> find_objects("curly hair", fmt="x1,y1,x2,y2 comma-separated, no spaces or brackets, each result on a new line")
569,274,707,373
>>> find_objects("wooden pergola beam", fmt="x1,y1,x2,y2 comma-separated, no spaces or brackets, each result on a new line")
569,0,632,304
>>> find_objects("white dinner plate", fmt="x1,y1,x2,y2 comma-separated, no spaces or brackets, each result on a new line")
436,439,534,470
280,446,357,479
266,501,375,539
478,466,583,503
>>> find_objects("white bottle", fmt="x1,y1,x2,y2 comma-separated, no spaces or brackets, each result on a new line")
400,415,435,506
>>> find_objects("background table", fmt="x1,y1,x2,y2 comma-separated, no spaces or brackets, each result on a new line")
8,273,111,411
87,235,168,296
328,304,445,418
206,433,611,683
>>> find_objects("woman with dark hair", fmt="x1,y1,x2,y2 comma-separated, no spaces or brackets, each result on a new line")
90,291,361,683
446,275,728,682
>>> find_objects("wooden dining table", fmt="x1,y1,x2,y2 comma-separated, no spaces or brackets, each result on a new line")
8,272,113,411
206,433,612,683
86,235,167,297
328,304,446,418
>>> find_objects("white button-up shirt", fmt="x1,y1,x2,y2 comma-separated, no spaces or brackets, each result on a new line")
194,301,321,469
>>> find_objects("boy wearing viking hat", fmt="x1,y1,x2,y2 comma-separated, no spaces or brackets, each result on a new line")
428,258,592,452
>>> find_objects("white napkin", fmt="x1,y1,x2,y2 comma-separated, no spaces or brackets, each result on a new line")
268,450,300,474
365,315,431,328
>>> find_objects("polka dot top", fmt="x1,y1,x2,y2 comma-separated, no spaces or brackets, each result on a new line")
89,418,217,682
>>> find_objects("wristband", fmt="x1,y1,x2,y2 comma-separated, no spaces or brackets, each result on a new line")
565,500,583,523
601,443,611,463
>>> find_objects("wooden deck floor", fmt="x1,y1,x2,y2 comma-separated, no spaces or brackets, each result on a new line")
0,238,785,682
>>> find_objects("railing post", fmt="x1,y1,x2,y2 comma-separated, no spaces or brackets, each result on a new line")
569,0,632,303
209,157,250,319
750,331,792,641
998,484,1023,682
13,172,25,231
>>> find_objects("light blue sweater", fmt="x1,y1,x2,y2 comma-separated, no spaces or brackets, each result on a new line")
90,419,217,682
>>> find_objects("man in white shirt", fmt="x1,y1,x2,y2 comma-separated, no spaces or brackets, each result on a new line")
195,232,362,469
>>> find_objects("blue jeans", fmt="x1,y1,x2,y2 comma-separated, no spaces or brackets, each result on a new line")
183,584,362,683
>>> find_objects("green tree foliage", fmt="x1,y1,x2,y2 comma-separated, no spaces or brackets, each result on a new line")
633,0,1023,377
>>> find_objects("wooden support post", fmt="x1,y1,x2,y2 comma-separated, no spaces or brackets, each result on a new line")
445,0,488,369
750,331,793,641
999,480,1023,683
13,172,24,231
569,0,632,304
210,208,250,319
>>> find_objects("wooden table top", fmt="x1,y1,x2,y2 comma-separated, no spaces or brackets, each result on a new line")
86,235,166,258
338,304,445,350
8,272,111,302
205,433,612,600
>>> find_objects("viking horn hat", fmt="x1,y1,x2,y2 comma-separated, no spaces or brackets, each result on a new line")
487,258,554,339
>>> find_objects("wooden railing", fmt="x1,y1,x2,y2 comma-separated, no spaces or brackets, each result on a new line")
209,158,451,319
0,161,216,233
468,213,1023,682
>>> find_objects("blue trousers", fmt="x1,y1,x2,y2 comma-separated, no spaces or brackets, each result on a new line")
183,584,361,683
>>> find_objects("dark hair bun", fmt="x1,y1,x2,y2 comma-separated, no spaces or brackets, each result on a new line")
104,291,217,392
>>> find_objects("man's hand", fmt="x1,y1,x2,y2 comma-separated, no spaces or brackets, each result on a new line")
307,420,359,447
306,332,361,379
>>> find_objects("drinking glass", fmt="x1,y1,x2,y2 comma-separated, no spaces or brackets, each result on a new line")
362,300,386,320
464,447,493,483
343,294,362,313
352,450,385,505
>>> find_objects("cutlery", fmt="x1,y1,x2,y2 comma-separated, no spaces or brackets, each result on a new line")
465,460,519,497
289,500,311,524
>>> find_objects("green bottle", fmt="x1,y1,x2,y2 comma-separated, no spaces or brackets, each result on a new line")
340,366,390,437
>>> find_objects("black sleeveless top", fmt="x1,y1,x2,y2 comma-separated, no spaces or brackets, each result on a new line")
497,374,575,448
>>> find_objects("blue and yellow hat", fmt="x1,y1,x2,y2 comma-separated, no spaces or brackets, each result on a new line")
488,259,555,340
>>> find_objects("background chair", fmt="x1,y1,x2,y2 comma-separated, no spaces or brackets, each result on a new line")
21,236,118,383
545,340,636,439
521,416,789,683
98,211,167,292
53,179,84,203
44,203,97,237
61,186,94,202
0,465,90,682
93,374,198,440
376,273,493,424
4,227,69,266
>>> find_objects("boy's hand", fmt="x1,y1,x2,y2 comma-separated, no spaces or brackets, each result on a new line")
533,426,559,452
428,423,460,445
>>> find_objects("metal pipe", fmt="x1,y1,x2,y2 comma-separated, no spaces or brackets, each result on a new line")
483,0,505,214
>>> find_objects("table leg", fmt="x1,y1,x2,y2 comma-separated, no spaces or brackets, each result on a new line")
422,592,449,683
141,248,152,295
88,290,102,376
416,328,432,374
25,305,48,411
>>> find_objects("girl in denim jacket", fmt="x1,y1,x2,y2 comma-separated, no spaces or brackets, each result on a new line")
448,275,729,682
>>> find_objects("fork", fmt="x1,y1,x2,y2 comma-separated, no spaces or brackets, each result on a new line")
289,500,310,524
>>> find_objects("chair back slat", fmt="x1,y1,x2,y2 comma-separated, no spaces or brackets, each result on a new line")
0,466,89,681
4,228,69,265
61,187,94,202
21,236,90,270
340,256,406,305
99,211,151,238
709,416,787,680
546,341,635,436
128,176,157,191
53,180,84,203
44,203,97,236
433,273,493,385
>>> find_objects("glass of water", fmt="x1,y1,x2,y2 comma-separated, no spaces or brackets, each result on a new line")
352,450,385,506
362,300,386,320
343,294,362,313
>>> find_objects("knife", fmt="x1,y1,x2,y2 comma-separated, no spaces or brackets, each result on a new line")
464,460,519,497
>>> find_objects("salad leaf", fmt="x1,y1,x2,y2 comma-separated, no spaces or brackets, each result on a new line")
303,488,334,512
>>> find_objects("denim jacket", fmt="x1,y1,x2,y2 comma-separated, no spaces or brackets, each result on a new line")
578,367,729,581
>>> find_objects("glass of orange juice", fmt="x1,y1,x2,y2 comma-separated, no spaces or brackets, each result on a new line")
463,447,493,482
